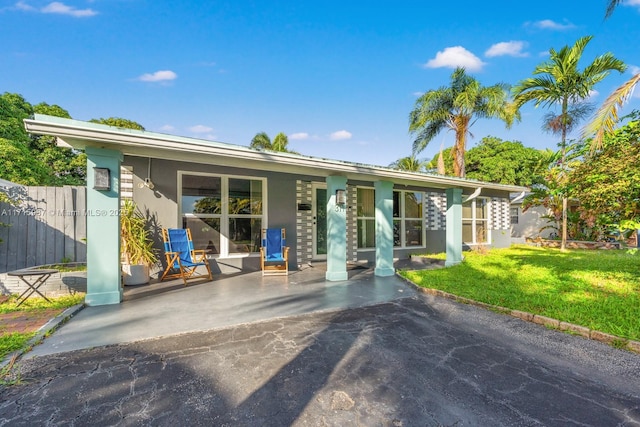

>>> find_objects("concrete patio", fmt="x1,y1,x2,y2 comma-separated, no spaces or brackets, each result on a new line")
26,263,417,358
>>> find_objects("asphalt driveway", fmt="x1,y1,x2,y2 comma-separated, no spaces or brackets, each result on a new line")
1,292,638,426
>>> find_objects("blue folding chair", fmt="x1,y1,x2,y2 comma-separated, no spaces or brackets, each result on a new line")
260,228,289,276
161,228,213,285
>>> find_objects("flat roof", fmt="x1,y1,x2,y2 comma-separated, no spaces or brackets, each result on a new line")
24,114,527,193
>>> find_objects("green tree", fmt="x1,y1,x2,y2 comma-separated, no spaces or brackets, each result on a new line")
583,1,640,148
513,35,626,249
425,146,455,175
0,93,33,143
409,67,517,178
250,132,272,150
249,131,297,153
464,136,548,186
89,117,145,130
0,138,52,185
571,120,640,233
31,103,86,185
389,155,428,172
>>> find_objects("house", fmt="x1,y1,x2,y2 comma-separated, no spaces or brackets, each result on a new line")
24,114,527,306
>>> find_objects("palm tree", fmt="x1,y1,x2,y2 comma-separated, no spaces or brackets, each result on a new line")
389,155,428,172
271,132,290,152
250,131,298,153
250,132,272,150
409,67,516,178
583,1,640,149
512,35,626,250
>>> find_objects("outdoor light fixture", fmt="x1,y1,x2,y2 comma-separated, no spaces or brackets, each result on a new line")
93,167,111,191
137,158,155,190
335,189,346,205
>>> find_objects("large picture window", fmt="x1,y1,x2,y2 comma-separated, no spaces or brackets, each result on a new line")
180,173,265,257
462,197,490,245
393,191,424,247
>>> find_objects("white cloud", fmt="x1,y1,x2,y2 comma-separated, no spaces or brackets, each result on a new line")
329,130,352,141
629,65,640,75
626,0,640,7
424,46,485,71
137,70,177,82
412,91,424,97
188,125,213,134
15,1,35,11
289,132,309,140
159,125,175,132
13,1,97,16
527,19,576,30
587,89,599,100
485,41,529,58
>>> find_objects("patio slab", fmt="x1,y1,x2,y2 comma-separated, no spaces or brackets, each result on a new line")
25,264,415,358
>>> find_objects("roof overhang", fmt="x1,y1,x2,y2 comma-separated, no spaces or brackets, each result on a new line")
24,114,528,193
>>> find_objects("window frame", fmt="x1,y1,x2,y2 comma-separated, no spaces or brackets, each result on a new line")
356,186,376,250
178,171,267,258
462,197,491,245
393,190,425,248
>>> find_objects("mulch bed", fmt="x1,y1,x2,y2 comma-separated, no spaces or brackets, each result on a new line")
0,309,64,334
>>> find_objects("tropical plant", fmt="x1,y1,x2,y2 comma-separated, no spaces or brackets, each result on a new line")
512,35,626,250
389,155,428,172
120,200,157,266
409,67,517,178
570,119,640,235
464,136,549,186
583,1,640,148
249,131,297,153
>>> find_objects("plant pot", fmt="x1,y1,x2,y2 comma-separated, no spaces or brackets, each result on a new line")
122,264,150,286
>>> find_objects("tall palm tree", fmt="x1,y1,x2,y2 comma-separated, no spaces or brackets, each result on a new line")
409,67,516,178
513,35,626,250
250,132,272,150
584,1,640,148
389,155,428,172
250,131,298,153
271,132,290,152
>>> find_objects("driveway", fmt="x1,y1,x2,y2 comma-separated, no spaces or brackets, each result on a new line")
1,292,638,426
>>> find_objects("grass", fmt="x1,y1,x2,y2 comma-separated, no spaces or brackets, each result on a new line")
0,293,85,361
400,245,640,342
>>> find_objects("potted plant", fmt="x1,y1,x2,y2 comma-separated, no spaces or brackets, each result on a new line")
121,199,157,285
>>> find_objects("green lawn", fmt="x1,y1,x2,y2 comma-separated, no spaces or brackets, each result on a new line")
0,294,85,361
400,245,640,341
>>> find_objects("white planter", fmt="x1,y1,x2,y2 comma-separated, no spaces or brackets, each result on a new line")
122,264,150,286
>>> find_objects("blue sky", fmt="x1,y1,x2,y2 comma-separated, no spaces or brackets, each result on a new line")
2,0,640,167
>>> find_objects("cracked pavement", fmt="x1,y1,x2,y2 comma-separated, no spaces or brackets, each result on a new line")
1,294,639,426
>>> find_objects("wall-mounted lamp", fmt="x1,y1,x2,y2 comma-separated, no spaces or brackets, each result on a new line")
335,189,346,206
93,167,111,191
139,178,155,190
137,158,155,190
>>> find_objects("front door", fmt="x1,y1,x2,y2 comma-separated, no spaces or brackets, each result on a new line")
312,185,327,259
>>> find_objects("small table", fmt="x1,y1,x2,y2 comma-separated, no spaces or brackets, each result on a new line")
8,268,58,307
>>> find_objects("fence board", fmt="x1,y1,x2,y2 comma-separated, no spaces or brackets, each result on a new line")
0,186,87,272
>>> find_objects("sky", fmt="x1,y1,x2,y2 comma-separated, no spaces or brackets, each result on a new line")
2,0,640,167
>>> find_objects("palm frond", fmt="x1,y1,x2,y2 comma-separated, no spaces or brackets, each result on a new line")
583,72,640,150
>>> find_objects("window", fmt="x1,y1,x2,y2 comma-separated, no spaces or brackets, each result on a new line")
462,198,490,244
510,207,519,225
393,190,424,247
357,188,375,248
180,173,265,257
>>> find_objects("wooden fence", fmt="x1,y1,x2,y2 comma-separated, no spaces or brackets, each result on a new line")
0,186,86,273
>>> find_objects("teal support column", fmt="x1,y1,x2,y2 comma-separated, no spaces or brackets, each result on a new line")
325,176,348,281
374,180,395,277
85,147,123,306
445,188,463,267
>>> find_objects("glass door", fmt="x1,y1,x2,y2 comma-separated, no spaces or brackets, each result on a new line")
312,185,327,259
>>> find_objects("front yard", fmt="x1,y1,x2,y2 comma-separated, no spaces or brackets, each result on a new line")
400,245,640,342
